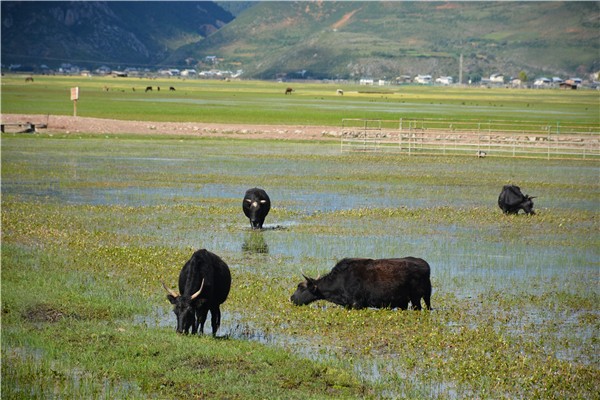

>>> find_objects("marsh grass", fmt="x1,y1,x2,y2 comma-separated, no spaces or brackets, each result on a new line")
2,132,598,398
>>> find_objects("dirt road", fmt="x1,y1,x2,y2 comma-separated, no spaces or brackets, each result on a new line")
1,114,342,141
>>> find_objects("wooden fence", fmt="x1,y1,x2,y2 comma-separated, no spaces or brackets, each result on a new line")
340,118,600,160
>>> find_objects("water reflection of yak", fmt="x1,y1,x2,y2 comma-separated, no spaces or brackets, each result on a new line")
242,231,269,254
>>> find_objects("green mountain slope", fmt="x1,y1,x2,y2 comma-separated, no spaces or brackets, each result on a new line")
1,1,234,68
2,1,597,80
177,1,599,80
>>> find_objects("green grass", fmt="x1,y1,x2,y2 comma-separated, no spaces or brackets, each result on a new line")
2,75,599,126
2,132,598,398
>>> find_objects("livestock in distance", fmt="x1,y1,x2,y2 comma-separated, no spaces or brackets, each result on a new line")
242,188,271,229
498,184,536,215
291,257,432,310
162,249,231,336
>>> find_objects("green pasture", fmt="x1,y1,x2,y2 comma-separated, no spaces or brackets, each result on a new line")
2,74,599,126
2,133,598,399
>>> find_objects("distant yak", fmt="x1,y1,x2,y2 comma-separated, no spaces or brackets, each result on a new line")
498,184,536,215
285,87,293,95
242,188,271,229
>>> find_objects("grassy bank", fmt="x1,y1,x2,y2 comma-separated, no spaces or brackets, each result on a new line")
2,133,598,398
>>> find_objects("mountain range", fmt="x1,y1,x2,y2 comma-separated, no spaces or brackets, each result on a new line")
2,1,598,80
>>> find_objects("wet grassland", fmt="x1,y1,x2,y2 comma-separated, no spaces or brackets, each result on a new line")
2,132,598,398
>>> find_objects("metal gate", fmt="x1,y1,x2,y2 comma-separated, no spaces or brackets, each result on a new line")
341,118,600,160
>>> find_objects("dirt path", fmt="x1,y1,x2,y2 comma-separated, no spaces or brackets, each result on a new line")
1,114,343,141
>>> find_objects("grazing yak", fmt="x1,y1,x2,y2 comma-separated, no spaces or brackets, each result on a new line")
291,257,432,310
162,249,231,336
242,188,271,229
145,86,152,92
285,87,293,95
498,184,536,215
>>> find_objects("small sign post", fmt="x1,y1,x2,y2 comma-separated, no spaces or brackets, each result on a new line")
70,87,79,116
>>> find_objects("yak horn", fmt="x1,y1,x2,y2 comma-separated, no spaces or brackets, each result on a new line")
191,279,205,300
161,281,179,298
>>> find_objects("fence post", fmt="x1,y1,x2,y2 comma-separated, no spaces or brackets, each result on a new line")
408,121,412,156
477,124,481,154
548,125,551,160
399,118,403,152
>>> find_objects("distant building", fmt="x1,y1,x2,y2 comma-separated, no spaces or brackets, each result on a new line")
566,78,582,87
111,71,128,77
510,78,522,87
490,73,504,83
360,78,374,85
96,66,111,75
414,75,432,84
559,82,577,90
181,69,197,77
395,75,412,84
533,77,551,87
435,76,453,85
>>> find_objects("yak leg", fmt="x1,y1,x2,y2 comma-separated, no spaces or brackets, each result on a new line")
423,293,431,310
210,306,221,336
191,315,199,335
197,307,209,334
398,300,409,310
423,284,432,310
410,296,422,310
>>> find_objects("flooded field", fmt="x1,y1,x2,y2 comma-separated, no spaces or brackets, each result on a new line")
2,134,598,398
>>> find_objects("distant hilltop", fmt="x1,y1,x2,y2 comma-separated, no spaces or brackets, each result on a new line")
2,1,599,81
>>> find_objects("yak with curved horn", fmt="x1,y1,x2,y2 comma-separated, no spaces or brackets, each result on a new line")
162,249,231,336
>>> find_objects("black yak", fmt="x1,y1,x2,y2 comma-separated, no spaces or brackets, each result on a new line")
242,188,271,229
162,249,231,336
291,257,431,310
498,184,536,215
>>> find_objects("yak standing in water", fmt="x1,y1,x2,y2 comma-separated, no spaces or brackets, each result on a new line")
291,257,432,310
498,184,536,215
162,249,231,336
242,188,271,229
